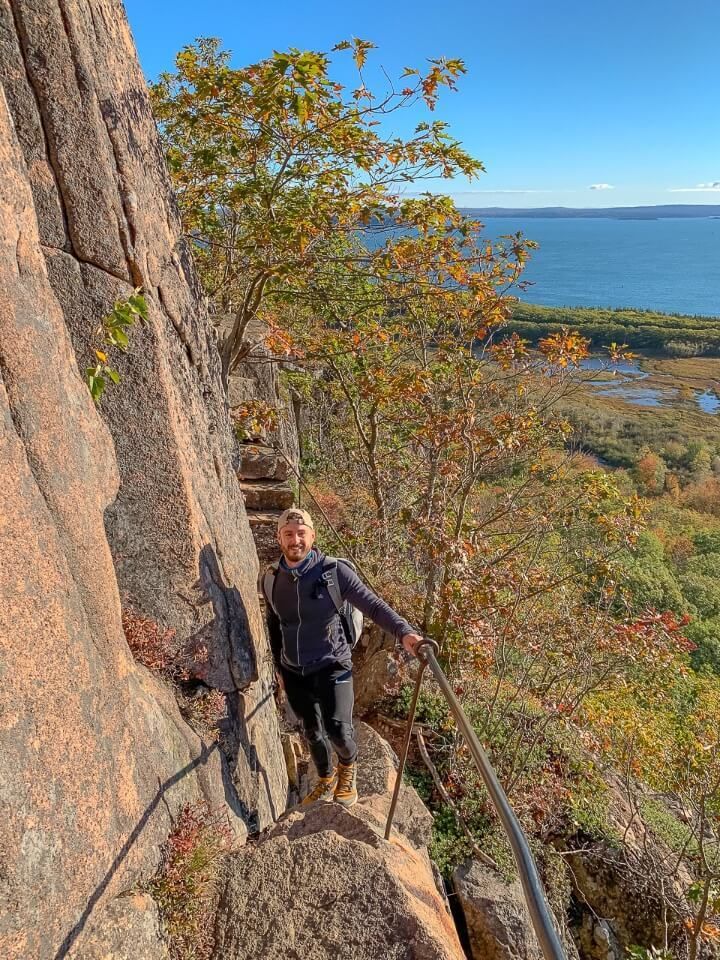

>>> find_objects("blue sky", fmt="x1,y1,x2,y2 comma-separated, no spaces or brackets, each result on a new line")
125,0,719,208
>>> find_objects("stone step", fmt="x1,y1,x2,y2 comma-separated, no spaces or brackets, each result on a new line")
239,479,294,512
255,532,282,570
246,509,284,527
246,510,283,569
237,442,289,482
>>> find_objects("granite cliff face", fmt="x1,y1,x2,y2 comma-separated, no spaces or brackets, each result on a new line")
0,1,287,956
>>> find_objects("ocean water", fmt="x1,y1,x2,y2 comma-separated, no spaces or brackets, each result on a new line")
479,217,720,317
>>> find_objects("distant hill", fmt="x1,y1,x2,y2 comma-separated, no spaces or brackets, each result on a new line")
459,204,720,220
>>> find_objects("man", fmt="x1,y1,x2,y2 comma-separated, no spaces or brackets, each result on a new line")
261,507,423,808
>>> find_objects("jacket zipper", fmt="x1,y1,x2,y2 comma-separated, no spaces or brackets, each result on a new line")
296,576,302,669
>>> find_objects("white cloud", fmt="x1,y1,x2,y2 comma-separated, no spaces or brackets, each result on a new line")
589,183,614,190
669,181,720,192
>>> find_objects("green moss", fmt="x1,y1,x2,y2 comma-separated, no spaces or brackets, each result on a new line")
424,792,517,881
639,796,696,854
567,777,614,841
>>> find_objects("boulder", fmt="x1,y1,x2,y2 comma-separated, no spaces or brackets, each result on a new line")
0,84,242,958
561,773,695,954
574,913,621,960
0,0,287,832
5,0,289,805
0,0,279,704
214,731,464,960
304,721,434,851
453,861,542,960
353,623,400,712
355,721,434,850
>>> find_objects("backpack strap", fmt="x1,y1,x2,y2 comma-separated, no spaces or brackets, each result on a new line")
261,561,280,615
321,557,344,616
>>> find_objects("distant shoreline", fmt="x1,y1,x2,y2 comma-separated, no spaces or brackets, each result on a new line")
506,302,720,357
458,204,720,220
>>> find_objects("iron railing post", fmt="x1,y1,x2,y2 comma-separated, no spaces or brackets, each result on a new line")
416,642,566,960
384,659,427,840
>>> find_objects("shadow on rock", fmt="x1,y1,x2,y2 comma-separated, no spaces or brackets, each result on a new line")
182,545,258,692
55,743,219,960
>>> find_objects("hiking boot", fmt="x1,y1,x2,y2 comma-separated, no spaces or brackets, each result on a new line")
301,770,337,806
334,761,358,807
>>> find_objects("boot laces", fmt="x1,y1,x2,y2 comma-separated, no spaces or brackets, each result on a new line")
337,763,355,794
305,774,335,802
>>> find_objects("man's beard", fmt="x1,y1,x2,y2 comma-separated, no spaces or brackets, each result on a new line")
285,545,308,559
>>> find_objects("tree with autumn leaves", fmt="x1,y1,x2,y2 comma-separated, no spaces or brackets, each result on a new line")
151,34,639,641
153,37,719,955
150,37,528,384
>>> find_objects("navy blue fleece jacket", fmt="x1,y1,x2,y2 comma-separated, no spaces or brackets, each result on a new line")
262,549,415,675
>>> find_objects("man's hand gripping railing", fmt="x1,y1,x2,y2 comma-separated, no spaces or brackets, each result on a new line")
386,639,567,960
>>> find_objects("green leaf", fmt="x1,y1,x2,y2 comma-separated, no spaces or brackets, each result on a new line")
112,303,134,323
86,372,106,403
294,94,308,124
687,880,704,904
128,293,148,322
113,329,129,350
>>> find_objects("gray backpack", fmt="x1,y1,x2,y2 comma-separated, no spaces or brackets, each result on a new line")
262,556,364,649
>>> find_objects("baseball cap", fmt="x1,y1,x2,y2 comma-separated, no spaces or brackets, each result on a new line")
277,507,315,531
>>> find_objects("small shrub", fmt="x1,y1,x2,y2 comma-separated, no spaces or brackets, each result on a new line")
567,777,613,840
306,483,348,531
390,682,451,730
683,478,720,517
122,608,188,682
147,802,236,960
686,621,720,675
665,340,705,358
402,764,433,804
85,291,147,403
180,689,228,742
428,805,473,876
233,400,278,441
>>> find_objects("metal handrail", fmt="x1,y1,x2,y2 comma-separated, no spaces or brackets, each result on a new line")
387,639,566,960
